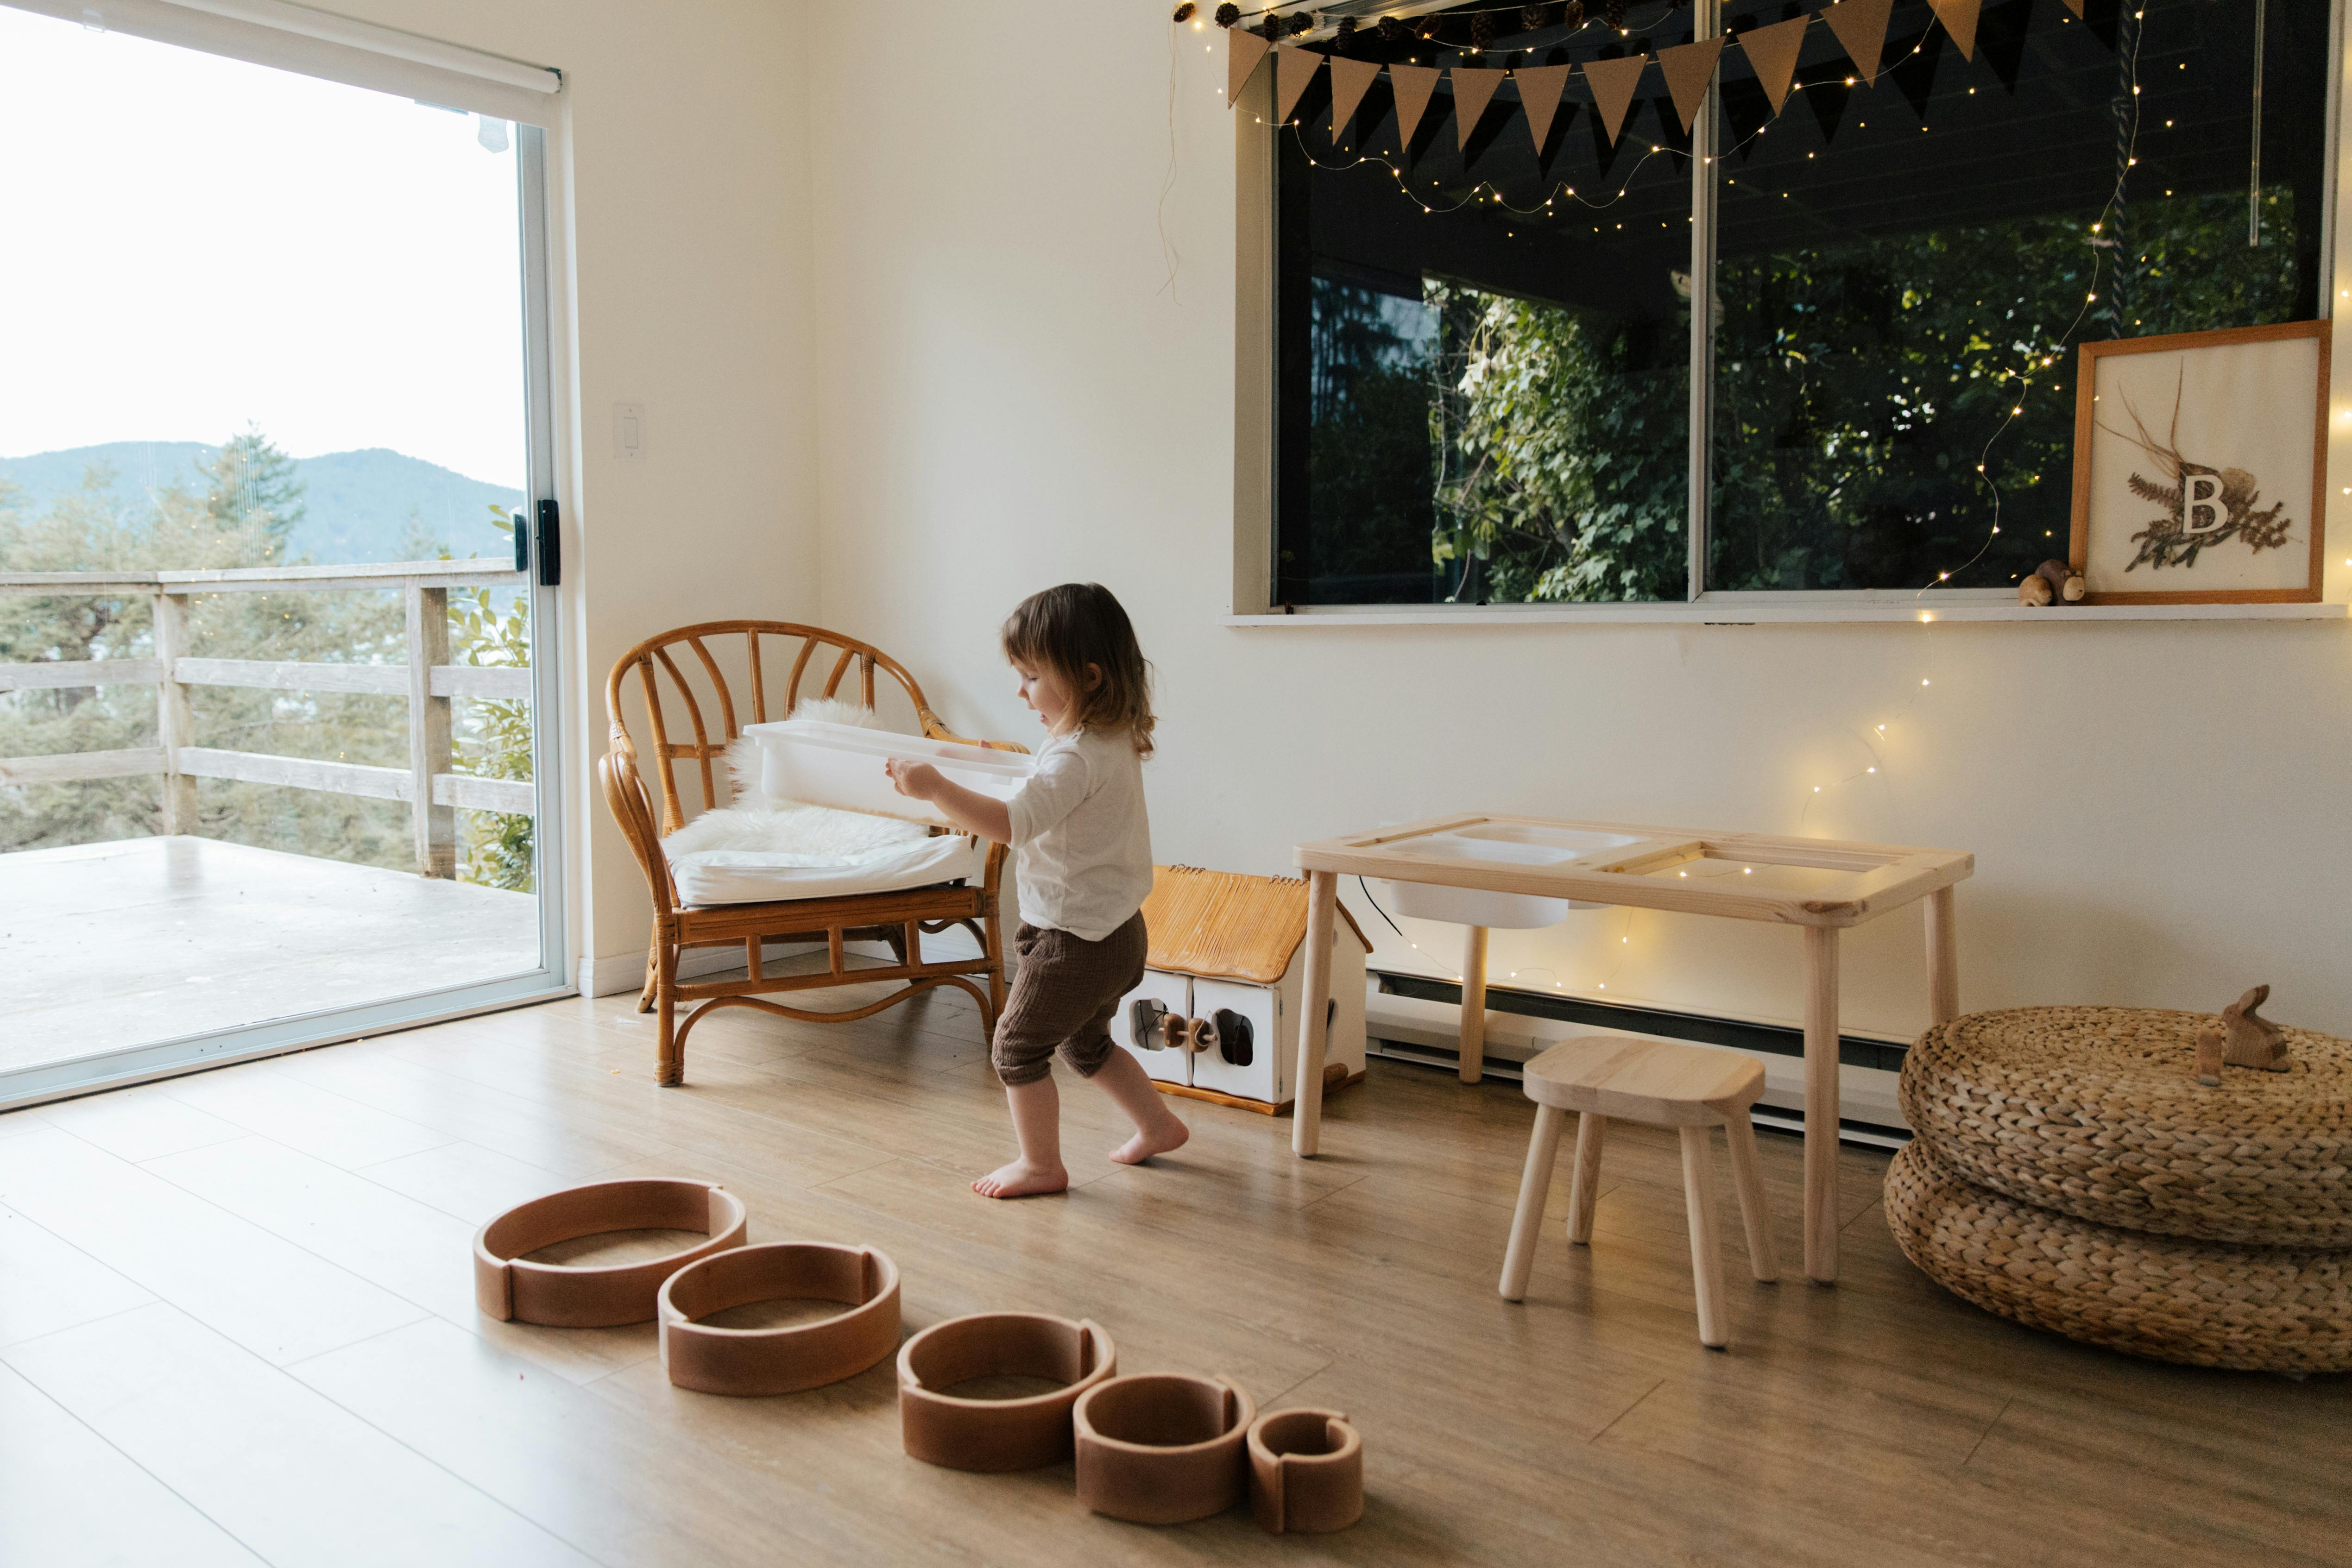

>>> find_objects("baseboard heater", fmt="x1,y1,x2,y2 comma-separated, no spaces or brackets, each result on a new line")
1366,972,1911,1150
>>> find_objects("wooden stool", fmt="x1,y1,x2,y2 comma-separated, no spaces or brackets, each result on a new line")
1498,1036,1778,1348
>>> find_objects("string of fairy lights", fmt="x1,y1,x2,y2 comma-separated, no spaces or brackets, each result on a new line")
1189,5,2181,1007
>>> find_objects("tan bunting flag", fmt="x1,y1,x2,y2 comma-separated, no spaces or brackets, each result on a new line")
1738,14,1810,115
1228,29,1271,107
1328,56,1382,138
1274,46,1324,125
2061,0,2085,12
1822,0,1894,84
1515,63,1573,154
1389,63,1443,148
1658,36,1725,133
1930,0,1980,59
1580,53,1648,146
1450,67,1508,149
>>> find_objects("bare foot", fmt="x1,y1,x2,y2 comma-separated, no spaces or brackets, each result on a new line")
971,1158,1069,1199
1110,1116,1190,1167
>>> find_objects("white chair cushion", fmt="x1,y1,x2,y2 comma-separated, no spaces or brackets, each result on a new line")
666,831,985,907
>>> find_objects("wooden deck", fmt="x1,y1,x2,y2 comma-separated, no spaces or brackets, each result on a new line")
0,835,538,1076
0,977,2343,1566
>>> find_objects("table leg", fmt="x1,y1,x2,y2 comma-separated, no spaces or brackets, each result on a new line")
1291,870,1339,1158
1803,925,1841,1284
1458,925,1489,1084
1925,885,1960,1026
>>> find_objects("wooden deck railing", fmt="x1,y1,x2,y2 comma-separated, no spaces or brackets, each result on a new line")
0,558,534,878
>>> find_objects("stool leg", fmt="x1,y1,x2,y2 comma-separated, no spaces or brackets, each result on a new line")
1723,1111,1779,1283
1499,1104,1567,1301
1679,1125,1729,1349
1566,1112,1606,1245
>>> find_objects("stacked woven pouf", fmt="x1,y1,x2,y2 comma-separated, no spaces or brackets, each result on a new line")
1886,1005,2352,1372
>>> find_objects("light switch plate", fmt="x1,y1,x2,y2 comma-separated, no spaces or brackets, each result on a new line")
613,402,645,460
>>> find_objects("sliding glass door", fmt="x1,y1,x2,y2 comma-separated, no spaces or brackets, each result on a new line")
0,4,568,1103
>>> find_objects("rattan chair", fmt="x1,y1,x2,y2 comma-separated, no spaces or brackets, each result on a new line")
601,620,1019,1086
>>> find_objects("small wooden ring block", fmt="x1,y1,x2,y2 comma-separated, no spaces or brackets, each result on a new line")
1248,1408,1363,1535
897,1312,1117,1471
1073,1372,1256,1525
473,1178,748,1328
659,1242,901,1396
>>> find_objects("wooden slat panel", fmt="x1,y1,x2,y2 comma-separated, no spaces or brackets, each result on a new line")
430,773,536,815
0,658,162,693
0,747,164,785
428,664,531,700
173,658,406,695
177,747,411,802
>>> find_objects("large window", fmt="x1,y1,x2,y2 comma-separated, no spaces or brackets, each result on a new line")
0,2,568,1103
1273,0,2328,605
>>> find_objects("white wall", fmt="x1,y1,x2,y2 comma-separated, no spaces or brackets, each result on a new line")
806,2,2352,1051
329,0,817,983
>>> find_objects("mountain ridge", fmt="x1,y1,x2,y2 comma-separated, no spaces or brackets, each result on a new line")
0,441,524,564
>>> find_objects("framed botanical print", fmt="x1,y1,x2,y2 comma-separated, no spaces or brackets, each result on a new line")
2068,320,2329,604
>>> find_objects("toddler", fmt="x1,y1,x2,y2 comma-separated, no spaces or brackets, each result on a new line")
884,582,1188,1198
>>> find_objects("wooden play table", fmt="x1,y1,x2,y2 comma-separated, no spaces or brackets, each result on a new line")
1289,815,1974,1283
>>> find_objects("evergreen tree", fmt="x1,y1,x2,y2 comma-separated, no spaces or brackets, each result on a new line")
199,426,306,552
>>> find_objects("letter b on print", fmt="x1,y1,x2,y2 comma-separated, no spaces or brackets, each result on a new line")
2183,472,2225,534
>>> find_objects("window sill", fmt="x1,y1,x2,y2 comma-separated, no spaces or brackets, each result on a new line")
1223,599,2350,628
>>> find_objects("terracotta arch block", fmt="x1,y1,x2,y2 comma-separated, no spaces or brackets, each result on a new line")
473,1178,748,1328
659,1242,900,1396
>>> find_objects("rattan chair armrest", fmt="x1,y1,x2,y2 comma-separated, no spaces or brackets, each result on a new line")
599,744,678,918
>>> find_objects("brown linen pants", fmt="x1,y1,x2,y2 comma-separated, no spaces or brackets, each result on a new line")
991,913,1149,1087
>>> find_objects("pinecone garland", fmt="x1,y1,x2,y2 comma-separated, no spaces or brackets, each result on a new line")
1287,11,1314,34
1214,2,1240,25
1377,14,1409,40
1602,0,1627,27
1564,0,1586,24
1521,4,1552,29
1470,12,1498,49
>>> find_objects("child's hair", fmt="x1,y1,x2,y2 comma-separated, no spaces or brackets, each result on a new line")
1000,583,1155,757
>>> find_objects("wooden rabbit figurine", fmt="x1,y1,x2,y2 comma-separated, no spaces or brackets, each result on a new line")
2192,985,2291,1085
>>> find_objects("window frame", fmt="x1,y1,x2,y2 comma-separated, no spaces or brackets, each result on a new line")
0,1,578,1109
1232,0,2351,623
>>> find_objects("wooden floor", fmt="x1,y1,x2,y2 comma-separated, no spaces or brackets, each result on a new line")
0,835,538,1077
1,975,2344,1567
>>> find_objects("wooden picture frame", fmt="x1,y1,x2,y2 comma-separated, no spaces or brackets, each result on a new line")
2068,320,2329,605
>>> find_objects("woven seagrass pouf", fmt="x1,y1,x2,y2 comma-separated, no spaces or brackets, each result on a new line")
1885,1141,2352,1373
1899,1006,2352,1247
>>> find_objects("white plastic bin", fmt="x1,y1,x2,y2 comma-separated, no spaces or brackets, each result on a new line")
742,719,1033,828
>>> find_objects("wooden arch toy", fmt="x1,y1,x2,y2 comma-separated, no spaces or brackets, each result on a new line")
658,1242,901,1396
896,1312,1117,1471
473,1178,748,1328
1247,1408,1364,1534
1072,1372,1257,1524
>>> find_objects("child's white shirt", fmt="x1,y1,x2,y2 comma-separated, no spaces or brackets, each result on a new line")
1003,726,1152,941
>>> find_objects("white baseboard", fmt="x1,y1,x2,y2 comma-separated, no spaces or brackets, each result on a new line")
579,926,990,999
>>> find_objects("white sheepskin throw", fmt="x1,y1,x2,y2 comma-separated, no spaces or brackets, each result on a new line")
661,697,933,863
